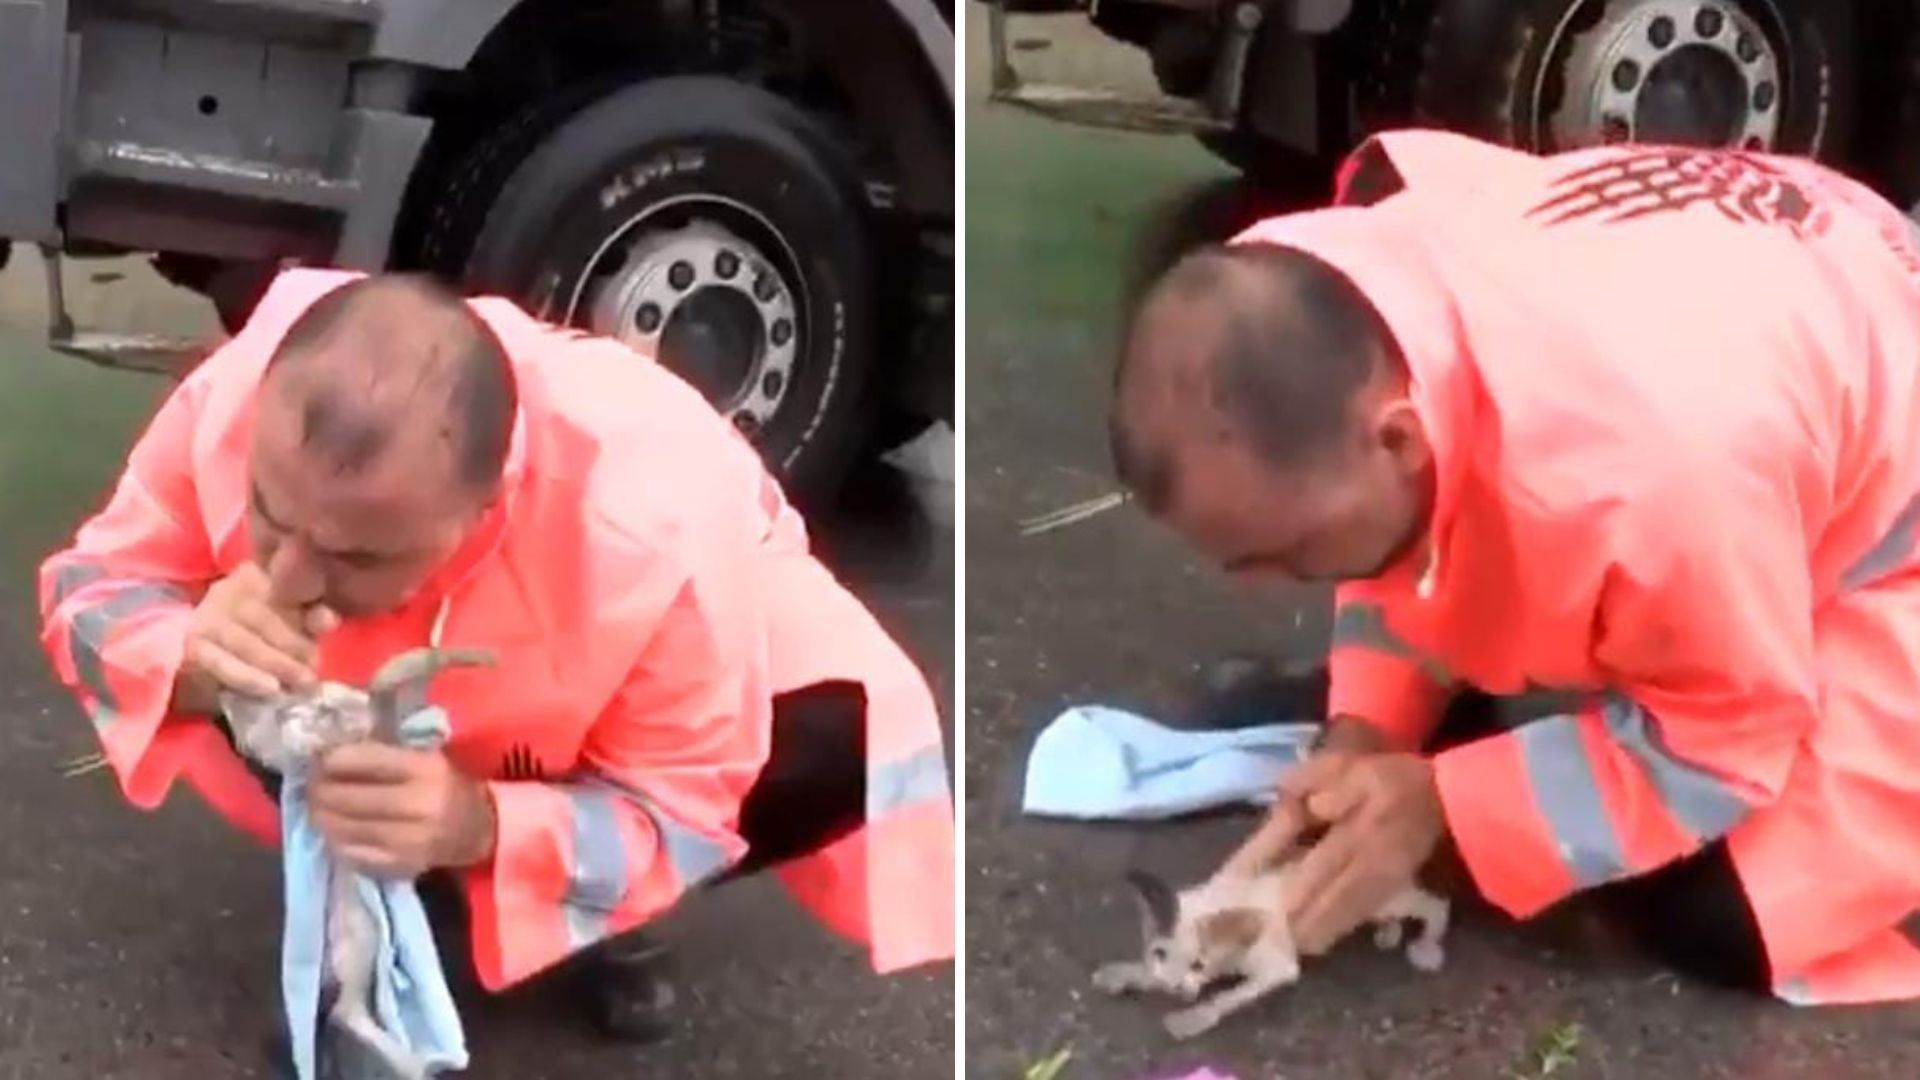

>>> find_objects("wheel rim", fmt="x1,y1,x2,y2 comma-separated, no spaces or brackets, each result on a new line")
1541,0,1783,152
567,195,806,440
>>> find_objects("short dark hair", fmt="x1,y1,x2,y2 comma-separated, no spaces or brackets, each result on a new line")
265,274,518,492
1111,242,1404,508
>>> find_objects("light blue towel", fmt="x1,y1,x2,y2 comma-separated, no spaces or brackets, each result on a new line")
281,707,468,1080
1022,704,1320,821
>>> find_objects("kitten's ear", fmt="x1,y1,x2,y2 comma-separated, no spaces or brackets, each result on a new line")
1123,870,1177,940
1197,907,1265,952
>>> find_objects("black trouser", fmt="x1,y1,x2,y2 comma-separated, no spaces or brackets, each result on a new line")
223,679,870,970
1200,665,1772,993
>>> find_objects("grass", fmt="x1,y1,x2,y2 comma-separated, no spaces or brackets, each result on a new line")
1022,1045,1074,1080
0,329,165,583
1507,1020,1585,1080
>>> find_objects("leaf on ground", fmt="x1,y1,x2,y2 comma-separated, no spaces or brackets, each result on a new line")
1024,1045,1074,1080
1507,1020,1583,1080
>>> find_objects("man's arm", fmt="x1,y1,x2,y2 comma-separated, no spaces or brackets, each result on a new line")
462,546,772,992
1432,472,1818,918
37,370,280,844
1325,580,1454,750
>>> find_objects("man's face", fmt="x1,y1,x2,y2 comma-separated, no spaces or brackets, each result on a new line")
247,399,481,619
1141,401,1432,585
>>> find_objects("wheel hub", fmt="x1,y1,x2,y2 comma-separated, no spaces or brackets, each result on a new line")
583,217,800,436
1550,0,1781,151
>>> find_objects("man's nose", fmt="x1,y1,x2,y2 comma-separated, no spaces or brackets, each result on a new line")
263,539,326,610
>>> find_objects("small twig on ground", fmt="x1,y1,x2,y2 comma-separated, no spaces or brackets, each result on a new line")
1507,1021,1583,1080
59,751,108,779
1023,1045,1074,1080
1018,492,1128,536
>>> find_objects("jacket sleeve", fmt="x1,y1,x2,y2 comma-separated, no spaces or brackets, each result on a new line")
1432,471,1818,918
1326,580,1453,750
465,543,771,991
36,369,281,845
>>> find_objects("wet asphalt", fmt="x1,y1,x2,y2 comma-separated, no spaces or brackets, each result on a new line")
0,264,955,1077
960,12,1920,1079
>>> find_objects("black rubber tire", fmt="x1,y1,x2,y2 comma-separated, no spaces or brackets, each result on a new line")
429,77,877,507
1412,0,1855,159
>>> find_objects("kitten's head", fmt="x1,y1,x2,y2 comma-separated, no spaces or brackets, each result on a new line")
1125,871,1265,1001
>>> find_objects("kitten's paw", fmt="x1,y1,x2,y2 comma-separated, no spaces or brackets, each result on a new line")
1373,920,1404,950
1406,939,1446,973
1092,963,1142,995
1163,1005,1218,1040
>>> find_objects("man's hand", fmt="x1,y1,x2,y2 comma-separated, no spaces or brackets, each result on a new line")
1219,715,1388,878
308,743,497,878
172,563,339,714
1280,751,1445,955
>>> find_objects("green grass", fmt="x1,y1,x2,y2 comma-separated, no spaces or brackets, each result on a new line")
1022,1045,1074,1080
0,329,167,583
1507,1020,1585,1080
964,100,1227,343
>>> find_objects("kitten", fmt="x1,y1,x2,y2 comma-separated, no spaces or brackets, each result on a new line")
1092,864,1449,1040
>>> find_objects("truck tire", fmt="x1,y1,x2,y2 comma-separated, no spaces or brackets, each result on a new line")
1413,0,1854,160
425,77,876,507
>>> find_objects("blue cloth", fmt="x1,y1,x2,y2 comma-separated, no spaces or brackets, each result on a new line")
281,707,468,1080
1022,704,1320,821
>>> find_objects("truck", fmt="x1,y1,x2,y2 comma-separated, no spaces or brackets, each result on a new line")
987,0,1920,214
0,0,955,504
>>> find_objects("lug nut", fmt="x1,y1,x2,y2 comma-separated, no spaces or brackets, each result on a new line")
753,273,778,302
763,370,785,398
636,303,663,334
1754,81,1775,111
715,251,740,279
733,411,759,434
1602,115,1631,143
1736,32,1760,63
1612,60,1641,92
1695,7,1724,37
771,318,793,347
668,261,695,290
1648,16,1675,49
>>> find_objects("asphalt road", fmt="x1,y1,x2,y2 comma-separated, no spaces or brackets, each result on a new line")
0,257,955,1078
961,12,1920,1080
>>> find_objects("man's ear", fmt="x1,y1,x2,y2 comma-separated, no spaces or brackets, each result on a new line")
1124,870,1178,941
1371,397,1430,475
1196,907,1265,953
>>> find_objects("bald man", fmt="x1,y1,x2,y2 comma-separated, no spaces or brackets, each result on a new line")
38,270,953,1062
1111,131,1920,1007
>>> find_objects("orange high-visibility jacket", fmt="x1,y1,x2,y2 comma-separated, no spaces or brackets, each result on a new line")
37,270,954,990
1237,131,1920,1005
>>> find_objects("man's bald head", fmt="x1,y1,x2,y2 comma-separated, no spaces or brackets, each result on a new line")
1110,242,1432,584
248,274,519,616
263,274,516,495
1111,242,1405,513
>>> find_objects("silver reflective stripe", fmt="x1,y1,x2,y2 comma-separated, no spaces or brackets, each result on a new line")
1776,977,1817,1006
868,745,950,818
562,786,627,949
1329,602,1452,684
50,562,108,607
560,778,737,949
1841,493,1920,592
1515,714,1626,888
1599,694,1751,841
67,583,188,730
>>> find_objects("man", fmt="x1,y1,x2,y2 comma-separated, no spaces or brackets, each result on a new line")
37,271,953,1054
1110,129,1920,1006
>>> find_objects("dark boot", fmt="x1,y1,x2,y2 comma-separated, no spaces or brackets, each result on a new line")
577,935,678,1045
